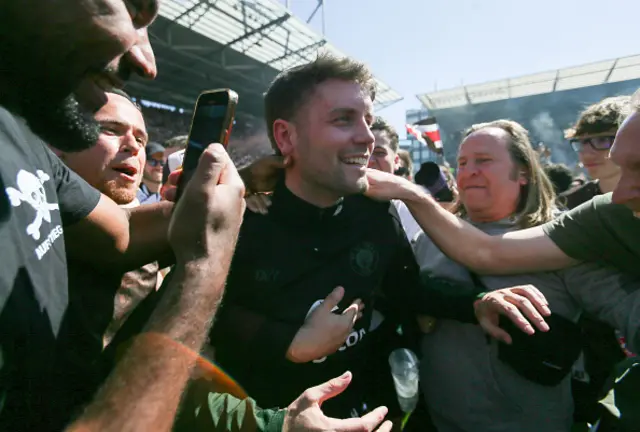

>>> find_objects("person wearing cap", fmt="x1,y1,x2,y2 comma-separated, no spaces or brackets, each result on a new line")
137,141,165,205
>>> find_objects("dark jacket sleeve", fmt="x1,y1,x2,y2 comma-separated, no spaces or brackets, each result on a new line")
381,207,483,323
416,273,484,323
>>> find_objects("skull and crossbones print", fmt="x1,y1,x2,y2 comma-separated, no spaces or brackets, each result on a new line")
6,169,60,240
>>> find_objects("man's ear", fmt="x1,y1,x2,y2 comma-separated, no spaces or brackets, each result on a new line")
272,119,296,158
519,170,529,186
393,153,400,170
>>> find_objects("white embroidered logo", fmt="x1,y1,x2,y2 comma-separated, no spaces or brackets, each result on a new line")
6,169,60,240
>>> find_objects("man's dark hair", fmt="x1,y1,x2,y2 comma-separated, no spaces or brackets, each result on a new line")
264,53,377,152
573,96,631,137
371,117,399,153
543,163,574,196
107,88,142,111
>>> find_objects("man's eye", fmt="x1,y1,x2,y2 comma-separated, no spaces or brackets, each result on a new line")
100,127,117,135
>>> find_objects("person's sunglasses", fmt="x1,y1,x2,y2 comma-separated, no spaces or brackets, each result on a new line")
147,158,166,167
569,136,615,152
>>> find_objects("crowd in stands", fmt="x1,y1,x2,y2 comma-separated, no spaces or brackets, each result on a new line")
142,105,273,167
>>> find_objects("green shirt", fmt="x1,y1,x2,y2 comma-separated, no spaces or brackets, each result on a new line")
542,193,640,276
543,193,640,429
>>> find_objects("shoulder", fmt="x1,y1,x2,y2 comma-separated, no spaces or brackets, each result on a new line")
558,180,601,209
347,195,400,222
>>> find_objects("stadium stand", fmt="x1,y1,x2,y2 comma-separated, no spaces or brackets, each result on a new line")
125,0,402,166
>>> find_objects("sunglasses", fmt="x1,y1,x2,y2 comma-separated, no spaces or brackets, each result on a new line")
569,136,615,153
147,158,165,167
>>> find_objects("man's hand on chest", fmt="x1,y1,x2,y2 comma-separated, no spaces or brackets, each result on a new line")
286,286,364,363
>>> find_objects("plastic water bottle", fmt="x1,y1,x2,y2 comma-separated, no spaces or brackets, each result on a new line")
388,348,420,412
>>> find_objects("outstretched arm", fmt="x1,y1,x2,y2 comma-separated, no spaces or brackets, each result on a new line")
364,169,577,274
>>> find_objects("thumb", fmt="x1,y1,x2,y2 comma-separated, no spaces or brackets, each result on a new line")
189,144,230,189
321,286,344,313
304,372,352,406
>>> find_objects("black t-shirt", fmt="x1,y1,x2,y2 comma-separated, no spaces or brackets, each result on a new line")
0,106,101,430
209,180,425,417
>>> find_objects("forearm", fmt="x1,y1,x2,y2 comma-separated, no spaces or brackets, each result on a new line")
68,237,237,431
404,190,574,274
416,290,482,323
120,201,175,271
404,190,499,273
412,274,482,321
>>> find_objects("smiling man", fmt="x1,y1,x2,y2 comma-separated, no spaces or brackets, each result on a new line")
209,54,463,419
0,2,401,431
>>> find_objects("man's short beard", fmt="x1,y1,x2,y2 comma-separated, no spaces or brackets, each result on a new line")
23,93,100,153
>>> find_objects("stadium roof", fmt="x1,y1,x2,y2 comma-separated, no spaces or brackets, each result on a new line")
127,0,402,114
416,54,640,110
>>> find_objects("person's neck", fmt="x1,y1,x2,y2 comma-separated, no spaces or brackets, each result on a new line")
284,173,342,208
466,207,515,224
143,179,161,194
597,173,620,194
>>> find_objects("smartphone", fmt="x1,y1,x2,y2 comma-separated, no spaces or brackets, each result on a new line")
176,89,238,200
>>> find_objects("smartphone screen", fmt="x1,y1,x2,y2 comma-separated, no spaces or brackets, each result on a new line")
177,89,237,199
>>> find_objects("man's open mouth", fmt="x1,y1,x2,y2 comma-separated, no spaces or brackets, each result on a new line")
112,165,138,177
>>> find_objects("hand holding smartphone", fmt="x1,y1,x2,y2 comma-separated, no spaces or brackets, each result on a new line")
175,89,238,200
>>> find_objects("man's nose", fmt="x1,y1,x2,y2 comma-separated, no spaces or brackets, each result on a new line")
132,0,159,29
122,134,143,155
123,28,157,80
356,123,375,149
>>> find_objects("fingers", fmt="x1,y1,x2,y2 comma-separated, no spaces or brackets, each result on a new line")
376,420,394,432
267,154,288,169
161,169,182,202
245,194,272,215
303,371,352,406
342,299,364,322
504,294,550,333
322,286,345,313
477,314,513,345
326,405,389,432
188,144,228,190
213,147,245,194
512,285,551,316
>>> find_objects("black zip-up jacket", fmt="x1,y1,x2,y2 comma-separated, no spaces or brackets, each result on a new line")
209,180,473,417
